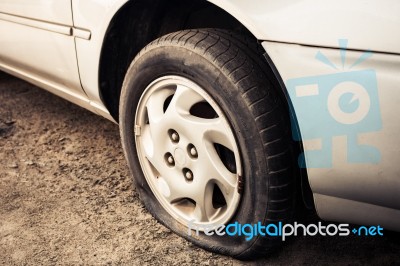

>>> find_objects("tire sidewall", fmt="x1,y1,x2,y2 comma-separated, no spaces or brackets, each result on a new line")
120,45,275,256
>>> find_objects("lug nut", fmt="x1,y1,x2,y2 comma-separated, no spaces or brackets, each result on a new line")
190,147,197,157
183,168,193,181
165,153,175,167
185,171,193,180
187,144,198,159
169,129,180,143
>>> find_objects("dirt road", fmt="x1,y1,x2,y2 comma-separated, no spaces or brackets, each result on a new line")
1,71,399,265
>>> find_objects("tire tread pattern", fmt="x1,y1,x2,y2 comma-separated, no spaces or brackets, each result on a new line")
132,29,296,259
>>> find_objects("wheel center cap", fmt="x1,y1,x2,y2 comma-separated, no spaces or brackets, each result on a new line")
174,148,186,166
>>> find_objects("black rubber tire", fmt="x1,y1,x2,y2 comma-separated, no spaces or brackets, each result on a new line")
119,29,296,260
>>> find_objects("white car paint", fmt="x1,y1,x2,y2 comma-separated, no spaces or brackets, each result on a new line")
0,0,73,25
0,0,93,112
71,0,129,120
209,0,400,53
263,41,400,230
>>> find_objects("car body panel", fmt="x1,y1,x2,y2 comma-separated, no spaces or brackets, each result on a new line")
315,193,400,231
263,41,400,230
209,0,400,54
71,0,128,121
0,0,91,110
0,0,73,25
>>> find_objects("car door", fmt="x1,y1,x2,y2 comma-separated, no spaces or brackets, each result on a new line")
0,0,86,102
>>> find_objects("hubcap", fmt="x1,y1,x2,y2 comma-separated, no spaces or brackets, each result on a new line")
135,76,242,229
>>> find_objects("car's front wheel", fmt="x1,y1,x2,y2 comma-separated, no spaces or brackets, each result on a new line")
120,29,296,259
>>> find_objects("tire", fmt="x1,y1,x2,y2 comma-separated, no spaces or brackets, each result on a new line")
119,29,296,260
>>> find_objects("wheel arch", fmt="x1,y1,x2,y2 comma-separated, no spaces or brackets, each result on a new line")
95,0,314,210
98,0,259,122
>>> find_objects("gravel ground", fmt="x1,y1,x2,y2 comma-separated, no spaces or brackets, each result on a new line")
1,71,399,265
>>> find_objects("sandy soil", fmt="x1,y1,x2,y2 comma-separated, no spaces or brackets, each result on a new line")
1,71,399,265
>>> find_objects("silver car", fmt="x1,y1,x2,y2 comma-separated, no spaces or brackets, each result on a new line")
0,0,399,259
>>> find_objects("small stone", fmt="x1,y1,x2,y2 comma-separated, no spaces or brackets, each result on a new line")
8,163,18,169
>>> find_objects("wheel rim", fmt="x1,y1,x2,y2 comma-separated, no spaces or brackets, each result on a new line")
135,75,242,229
